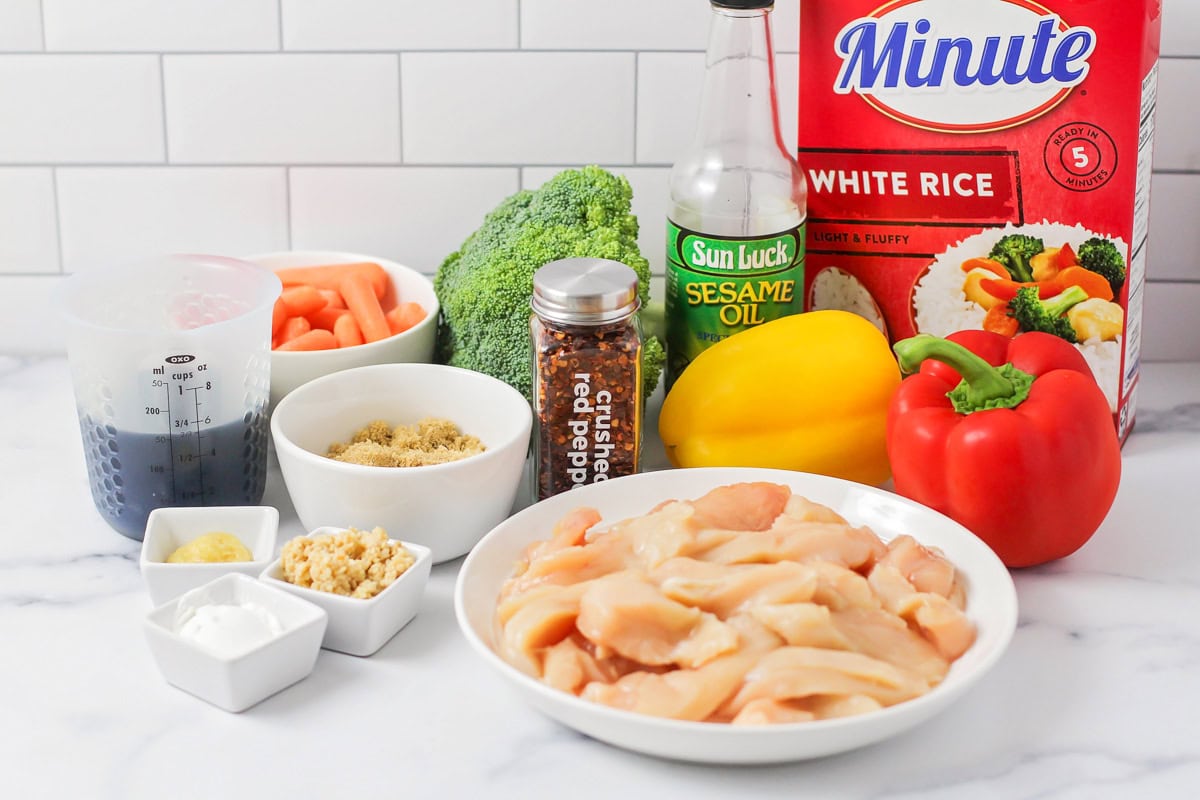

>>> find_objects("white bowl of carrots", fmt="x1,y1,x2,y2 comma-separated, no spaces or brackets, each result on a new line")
244,251,439,408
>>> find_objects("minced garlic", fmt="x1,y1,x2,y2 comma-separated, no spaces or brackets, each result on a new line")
280,527,415,599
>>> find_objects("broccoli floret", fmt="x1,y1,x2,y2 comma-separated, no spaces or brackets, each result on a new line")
433,166,664,402
1076,237,1126,295
988,234,1044,283
1008,285,1089,342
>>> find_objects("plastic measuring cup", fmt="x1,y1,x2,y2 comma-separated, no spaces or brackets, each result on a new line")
62,255,282,540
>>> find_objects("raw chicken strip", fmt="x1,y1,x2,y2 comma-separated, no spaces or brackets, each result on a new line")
699,519,885,569
654,559,818,618
583,616,781,721
576,575,738,668
729,646,929,712
868,564,976,660
808,561,882,611
502,532,633,598
752,602,949,685
514,507,602,579
750,602,851,651
602,500,703,570
581,654,751,722
689,482,792,531
779,494,850,525
805,694,884,719
498,583,587,675
730,698,817,725
878,535,959,600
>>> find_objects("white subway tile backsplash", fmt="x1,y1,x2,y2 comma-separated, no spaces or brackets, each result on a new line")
1149,173,1200,282
1162,0,1200,58
0,169,59,273
0,56,163,163
282,0,517,51
1153,58,1200,171
0,0,1194,361
522,166,670,275
637,52,797,165
401,53,635,165
520,0,796,53
56,168,288,272
42,0,279,52
0,0,43,52
637,53,702,165
1142,281,1200,361
289,167,519,273
164,55,400,164
0,276,65,353
521,0,709,51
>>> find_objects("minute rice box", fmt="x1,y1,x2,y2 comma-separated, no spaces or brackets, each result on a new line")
797,0,1162,442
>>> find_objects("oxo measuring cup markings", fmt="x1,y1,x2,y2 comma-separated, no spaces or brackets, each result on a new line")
64,255,280,541
150,353,223,505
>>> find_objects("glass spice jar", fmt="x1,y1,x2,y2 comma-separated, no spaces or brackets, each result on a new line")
531,258,644,501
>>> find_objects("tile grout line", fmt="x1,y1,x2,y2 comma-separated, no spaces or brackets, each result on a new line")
49,167,65,274
158,54,169,164
37,0,46,50
516,0,522,49
403,53,408,165
632,52,639,165
283,167,293,249
276,0,284,50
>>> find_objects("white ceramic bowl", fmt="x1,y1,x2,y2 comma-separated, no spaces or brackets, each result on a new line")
455,467,1019,764
140,506,279,607
143,573,327,712
270,363,533,563
260,527,433,657
244,251,439,408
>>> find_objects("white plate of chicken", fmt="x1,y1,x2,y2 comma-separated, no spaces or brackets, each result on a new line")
454,467,1017,764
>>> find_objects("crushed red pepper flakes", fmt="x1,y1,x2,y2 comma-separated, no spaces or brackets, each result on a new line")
532,318,642,500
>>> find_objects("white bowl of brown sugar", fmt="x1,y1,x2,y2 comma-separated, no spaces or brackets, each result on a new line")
269,363,532,563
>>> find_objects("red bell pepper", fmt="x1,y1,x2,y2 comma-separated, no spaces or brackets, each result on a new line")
888,330,1121,568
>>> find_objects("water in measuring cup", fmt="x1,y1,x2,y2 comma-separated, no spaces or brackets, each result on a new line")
79,411,269,540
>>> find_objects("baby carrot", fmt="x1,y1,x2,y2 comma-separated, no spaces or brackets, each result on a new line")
341,272,391,343
277,316,311,345
333,312,364,348
307,307,349,331
275,262,388,299
276,329,337,352
271,298,288,336
386,302,426,335
318,288,345,309
280,285,327,317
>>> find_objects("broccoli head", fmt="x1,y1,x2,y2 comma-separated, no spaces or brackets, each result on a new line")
1076,237,1126,295
988,234,1044,283
1008,284,1089,342
433,166,665,402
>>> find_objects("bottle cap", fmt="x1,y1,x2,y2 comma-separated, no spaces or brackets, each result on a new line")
712,0,773,9
532,258,640,325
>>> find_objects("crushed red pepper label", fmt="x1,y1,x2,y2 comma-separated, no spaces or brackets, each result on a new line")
533,319,642,500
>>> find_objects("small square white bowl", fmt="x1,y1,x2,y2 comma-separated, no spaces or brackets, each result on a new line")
143,573,327,713
260,527,433,657
140,506,280,607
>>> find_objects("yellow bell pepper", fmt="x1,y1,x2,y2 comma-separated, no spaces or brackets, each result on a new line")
658,310,900,486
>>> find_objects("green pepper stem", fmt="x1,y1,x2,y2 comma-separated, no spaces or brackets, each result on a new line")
893,334,1035,414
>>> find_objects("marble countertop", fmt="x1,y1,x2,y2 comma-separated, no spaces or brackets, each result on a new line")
3,355,1199,800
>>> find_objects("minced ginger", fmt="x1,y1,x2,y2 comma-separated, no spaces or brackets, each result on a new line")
280,527,415,599
325,418,485,467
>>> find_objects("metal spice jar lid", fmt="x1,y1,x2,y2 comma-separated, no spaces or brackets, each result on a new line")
531,258,640,325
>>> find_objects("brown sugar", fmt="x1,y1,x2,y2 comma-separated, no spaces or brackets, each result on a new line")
325,417,485,467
